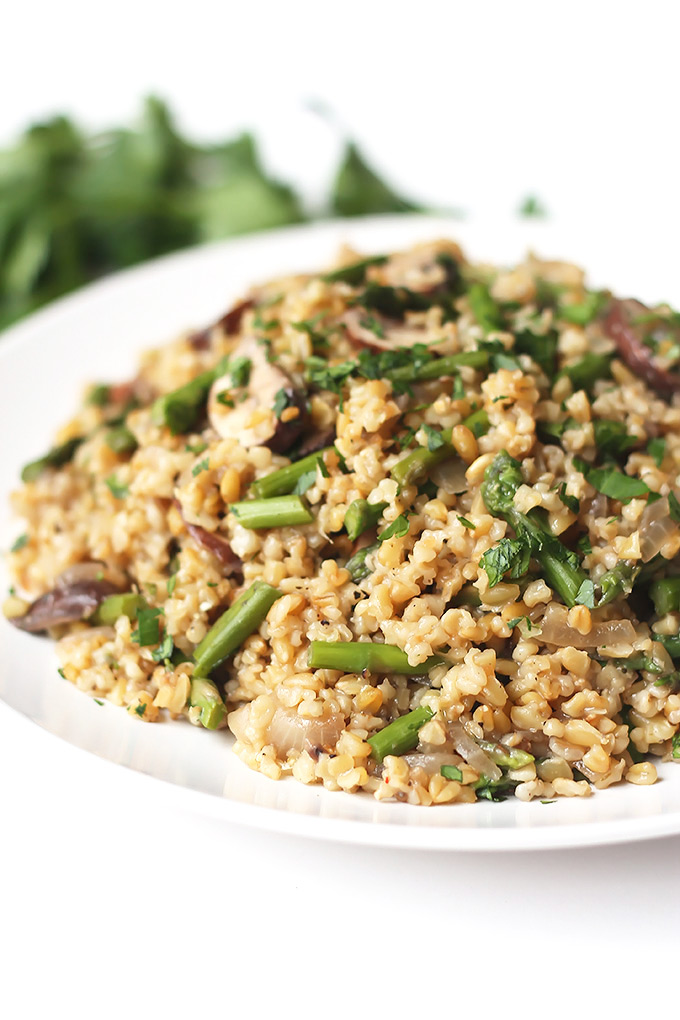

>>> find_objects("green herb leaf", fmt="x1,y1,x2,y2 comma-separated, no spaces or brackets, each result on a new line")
518,195,546,217
574,579,596,608
229,356,252,387
576,460,649,503
331,141,421,217
558,483,580,514
166,573,177,597
131,607,163,646
422,424,445,452
480,538,531,587
151,632,174,663
440,764,463,782
273,388,293,418
669,492,680,523
292,468,318,496
105,475,129,499
377,514,410,542
11,533,28,552
457,516,476,530
192,457,210,477
322,255,388,285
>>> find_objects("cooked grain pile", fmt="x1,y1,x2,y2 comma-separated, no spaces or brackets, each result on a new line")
7,239,680,804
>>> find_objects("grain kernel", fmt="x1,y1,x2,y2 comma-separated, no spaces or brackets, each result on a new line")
626,762,658,785
219,467,241,504
450,424,478,464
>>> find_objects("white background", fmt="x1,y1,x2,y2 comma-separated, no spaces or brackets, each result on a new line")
2,2,680,1017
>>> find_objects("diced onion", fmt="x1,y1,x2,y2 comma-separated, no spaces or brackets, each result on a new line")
430,457,468,494
540,603,637,649
638,496,679,562
449,722,502,780
264,706,345,757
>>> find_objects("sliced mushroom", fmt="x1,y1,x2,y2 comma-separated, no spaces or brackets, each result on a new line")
297,426,336,458
377,240,465,293
208,337,307,452
341,309,428,352
603,298,680,394
189,297,256,350
9,578,120,633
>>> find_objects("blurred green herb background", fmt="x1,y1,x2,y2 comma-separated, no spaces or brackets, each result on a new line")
0,95,545,331
0,96,426,330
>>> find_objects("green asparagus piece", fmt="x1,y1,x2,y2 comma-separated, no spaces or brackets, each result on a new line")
344,499,388,541
230,494,313,529
151,359,226,435
345,542,377,582
104,424,138,455
193,580,282,677
391,406,489,489
189,675,226,730
308,640,445,674
659,635,680,660
322,255,387,285
21,436,85,482
367,705,435,762
387,350,488,385
93,592,147,625
251,448,334,499
462,407,490,438
478,739,534,769
650,577,680,616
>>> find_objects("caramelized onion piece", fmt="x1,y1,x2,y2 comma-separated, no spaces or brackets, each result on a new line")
449,722,502,780
540,603,637,649
228,704,345,758
603,299,680,394
638,496,679,562
10,579,120,633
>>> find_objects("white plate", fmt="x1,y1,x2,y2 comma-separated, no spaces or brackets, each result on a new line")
2,213,680,852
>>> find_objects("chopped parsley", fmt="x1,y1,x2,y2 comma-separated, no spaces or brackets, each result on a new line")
134,703,147,717
574,579,596,608
422,424,445,452
105,475,129,499
672,733,680,760
273,388,294,418
322,254,387,285
216,392,235,408
292,468,319,496
87,384,111,407
185,441,207,454
57,668,66,679
669,491,680,523
457,516,476,530
151,633,174,663
94,698,104,706
506,616,533,631
359,314,385,338
518,194,546,217
167,573,178,597
440,764,463,782
11,533,28,553
192,457,210,477
574,458,649,503
377,514,410,542
480,538,531,588
131,607,163,647
558,483,580,514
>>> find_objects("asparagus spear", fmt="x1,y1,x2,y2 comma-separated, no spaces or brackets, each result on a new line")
344,499,387,541
367,705,434,762
93,592,147,625
650,577,680,616
193,580,282,677
21,436,85,482
345,542,377,582
477,739,534,769
189,675,226,730
308,640,445,674
251,448,334,499
391,408,489,488
387,350,488,385
151,358,227,435
104,425,138,455
230,495,313,529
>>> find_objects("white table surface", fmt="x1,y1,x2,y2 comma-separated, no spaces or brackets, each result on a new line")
3,2,680,1014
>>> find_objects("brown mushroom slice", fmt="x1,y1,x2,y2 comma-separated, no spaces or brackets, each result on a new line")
377,240,465,293
603,298,680,394
208,337,306,451
183,521,242,576
341,309,428,352
9,579,120,633
189,297,256,350
297,426,336,458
